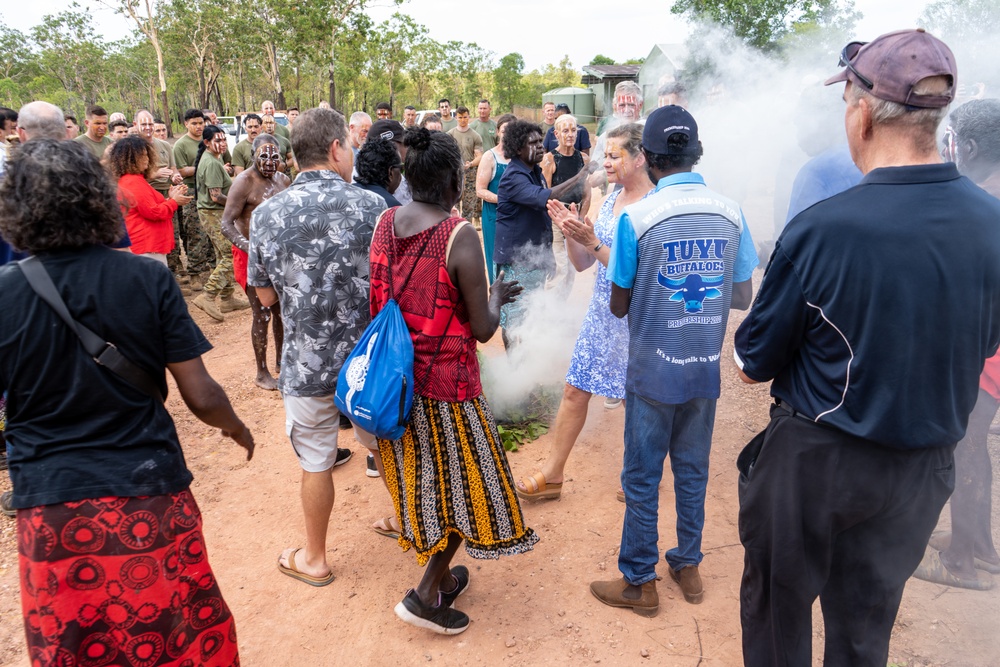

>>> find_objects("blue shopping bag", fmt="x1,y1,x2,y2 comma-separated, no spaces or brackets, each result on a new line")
335,298,414,440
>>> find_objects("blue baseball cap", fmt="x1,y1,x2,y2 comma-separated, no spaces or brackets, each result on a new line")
642,105,700,155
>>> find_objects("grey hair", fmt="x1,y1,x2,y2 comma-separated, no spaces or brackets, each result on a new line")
847,76,951,131
349,111,372,126
554,114,578,131
17,101,66,141
614,80,642,99
951,98,1000,165
252,134,280,151
291,108,348,169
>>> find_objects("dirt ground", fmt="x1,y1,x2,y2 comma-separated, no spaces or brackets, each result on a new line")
2,266,1000,667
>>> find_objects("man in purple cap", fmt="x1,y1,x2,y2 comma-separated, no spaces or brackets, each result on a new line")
589,105,758,617
733,29,1000,665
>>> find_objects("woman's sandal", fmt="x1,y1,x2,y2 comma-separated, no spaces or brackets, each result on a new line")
516,471,562,500
372,515,400,539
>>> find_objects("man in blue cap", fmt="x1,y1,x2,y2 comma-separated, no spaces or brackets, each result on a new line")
589,105,758,616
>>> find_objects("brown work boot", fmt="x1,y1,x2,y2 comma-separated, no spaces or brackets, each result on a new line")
669,565,704,604
219,293,251,313
192,293,225,322
589,577,658,617
188,275,204,292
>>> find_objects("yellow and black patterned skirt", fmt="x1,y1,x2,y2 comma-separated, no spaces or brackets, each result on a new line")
379,394,539,565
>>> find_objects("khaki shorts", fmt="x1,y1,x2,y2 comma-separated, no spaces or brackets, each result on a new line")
282,394,377,472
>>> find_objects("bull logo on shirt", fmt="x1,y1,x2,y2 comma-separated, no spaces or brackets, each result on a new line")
658,273,724,313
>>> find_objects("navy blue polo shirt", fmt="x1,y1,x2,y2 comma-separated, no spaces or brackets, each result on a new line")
735,162,1000,449
543,125,592,154
494,157,553,268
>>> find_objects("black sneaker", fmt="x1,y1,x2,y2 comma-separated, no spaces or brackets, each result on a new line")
339,414,353,430
1,490,15,518
439,565,470,607
366,453,380,478
394,589,470,635
333,448,353,467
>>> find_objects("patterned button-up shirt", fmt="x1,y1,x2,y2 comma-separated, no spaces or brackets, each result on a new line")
248,169,386,397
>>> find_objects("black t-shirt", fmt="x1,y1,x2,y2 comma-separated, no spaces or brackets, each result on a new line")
550,149,585,205
734,163,1000,448
0,246,212,507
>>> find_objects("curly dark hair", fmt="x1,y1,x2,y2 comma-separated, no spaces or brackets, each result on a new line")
403,128,462,206
108,136,157,179
355,137,401,188
642,132,703,172
0,139,124,253
502,119,543,160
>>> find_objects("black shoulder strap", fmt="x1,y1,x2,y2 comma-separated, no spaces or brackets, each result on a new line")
18,256,165,402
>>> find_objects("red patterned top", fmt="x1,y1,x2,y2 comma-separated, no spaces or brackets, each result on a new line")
369,208,482,402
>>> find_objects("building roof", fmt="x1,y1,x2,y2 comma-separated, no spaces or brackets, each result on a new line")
544,87,595,96
581,65,642,79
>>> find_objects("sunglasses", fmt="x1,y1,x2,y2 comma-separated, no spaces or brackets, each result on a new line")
839,41,874,90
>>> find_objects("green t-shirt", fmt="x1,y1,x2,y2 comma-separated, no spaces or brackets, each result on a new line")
441,117,458,132
173,134,201,189
147,137,175,193
470,119,497,151
196,153,232,210
447,127,483,164
274,124,290,140
75,134,112,161
232,139,254,170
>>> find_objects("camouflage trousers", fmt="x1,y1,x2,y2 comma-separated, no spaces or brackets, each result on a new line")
199,208,235,298
461,169,481,222
169,199,215,276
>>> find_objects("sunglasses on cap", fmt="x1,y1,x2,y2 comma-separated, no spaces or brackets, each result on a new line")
839,41,874,90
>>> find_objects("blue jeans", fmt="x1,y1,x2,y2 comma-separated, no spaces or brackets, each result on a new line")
619,392,717,585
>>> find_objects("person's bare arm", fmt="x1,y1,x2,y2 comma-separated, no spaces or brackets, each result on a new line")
469,147,483,168
449,224,522,342
167,357,255,459
209,187,227,207
220,175,252,251
475,151,497,203
731,279,752,310
736,366,760,384
610,283,630,319
233,165,245,175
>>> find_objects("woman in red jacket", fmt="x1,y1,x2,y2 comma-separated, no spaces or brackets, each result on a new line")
109,136,191,264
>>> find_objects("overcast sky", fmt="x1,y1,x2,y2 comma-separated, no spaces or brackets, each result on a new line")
3,0,932,72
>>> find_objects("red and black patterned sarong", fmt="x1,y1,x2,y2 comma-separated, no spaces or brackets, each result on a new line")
17,489,240,667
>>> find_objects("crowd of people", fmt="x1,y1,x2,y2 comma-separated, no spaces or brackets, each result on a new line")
1,26,1000,667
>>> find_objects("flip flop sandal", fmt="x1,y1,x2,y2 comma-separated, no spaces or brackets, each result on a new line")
927,531,1000,574
515,471,562,500
373,516,401,539
616,488,625,503
911,547,994,590
277,548,335,587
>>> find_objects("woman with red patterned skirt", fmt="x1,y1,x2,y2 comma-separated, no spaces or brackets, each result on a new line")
0,140,255,666
370,128,538,635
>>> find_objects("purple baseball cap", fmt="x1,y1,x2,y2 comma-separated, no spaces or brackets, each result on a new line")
825,29,956,108
642,105,700,155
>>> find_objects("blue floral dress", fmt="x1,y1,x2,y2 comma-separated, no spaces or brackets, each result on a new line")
564,189,631,399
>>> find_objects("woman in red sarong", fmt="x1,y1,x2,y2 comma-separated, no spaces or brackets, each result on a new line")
0,139,255,666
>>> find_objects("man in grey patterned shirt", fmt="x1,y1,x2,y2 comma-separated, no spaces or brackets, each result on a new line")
248,107,387,587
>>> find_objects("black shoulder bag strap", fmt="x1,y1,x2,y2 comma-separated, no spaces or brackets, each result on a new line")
18,256,165,402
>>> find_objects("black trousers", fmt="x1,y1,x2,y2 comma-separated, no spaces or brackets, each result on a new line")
738,404,955,667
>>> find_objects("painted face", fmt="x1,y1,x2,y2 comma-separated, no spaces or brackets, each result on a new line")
245,119,261,140
209,132,228,155
614,95,640,121
556,122,577,150
403,108,417,126
65,119,79,138
207,112,218,125
376,107,391,120
262,117,276,134
478,102,491,121
438,101,451,116
153,123,167,140
519,131,545,165
255,143,281,178
186,116,205,139
603,138,636,184
88,115,109,139
262,101,276,116
136,113,155,140
456,112,470,129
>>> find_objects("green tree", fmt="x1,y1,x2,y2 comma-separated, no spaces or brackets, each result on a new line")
30,7,107,110
493,52,525,112
920,0,1000,39
671,0,844,50
589,54,615,66
107,0,173,134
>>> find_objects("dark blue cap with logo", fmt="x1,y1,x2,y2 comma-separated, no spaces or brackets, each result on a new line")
642,105,700,155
